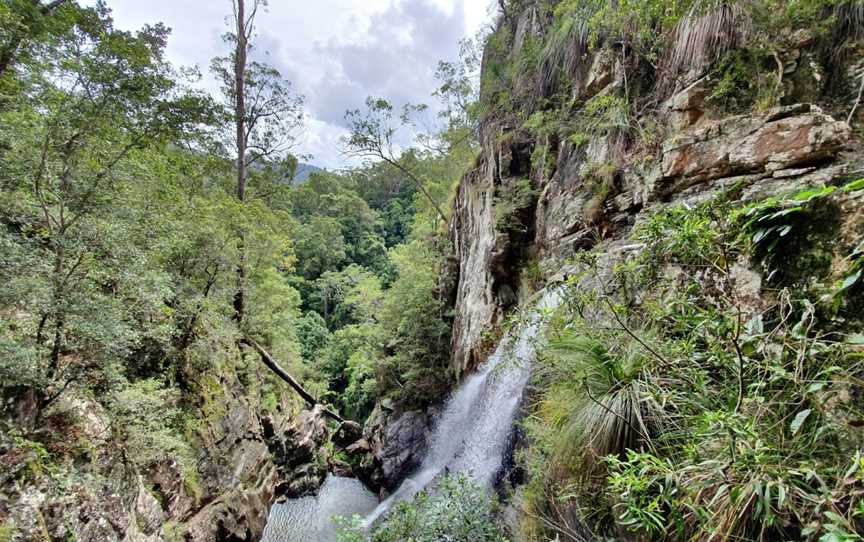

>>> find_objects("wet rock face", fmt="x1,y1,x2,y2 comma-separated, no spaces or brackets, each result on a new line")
448,132,541,376
361,401,435,493
449,158,506,376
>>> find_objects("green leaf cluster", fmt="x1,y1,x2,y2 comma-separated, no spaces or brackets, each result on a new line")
337,473,508,542
520,185,864,541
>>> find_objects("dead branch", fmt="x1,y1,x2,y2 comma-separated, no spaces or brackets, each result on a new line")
241,337,344,423
847,72,864,126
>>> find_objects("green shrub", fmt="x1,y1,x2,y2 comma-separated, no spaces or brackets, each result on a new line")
743,180,864,289
109,380,199,495
521,185,864,541
375,241,453,407
0,523,16,542
605,451,680,537
337,474,508,542
162,521,186,542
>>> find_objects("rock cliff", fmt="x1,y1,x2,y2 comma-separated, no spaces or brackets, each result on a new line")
447,0,864,376
0,348,340,542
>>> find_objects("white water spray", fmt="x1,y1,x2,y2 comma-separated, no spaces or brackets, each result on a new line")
262,288,562,541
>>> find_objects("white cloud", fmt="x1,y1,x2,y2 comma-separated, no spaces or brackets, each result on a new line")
463,0,495,32
85,0,494,168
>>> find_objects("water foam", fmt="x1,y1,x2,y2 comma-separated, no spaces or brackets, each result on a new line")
262,288,562,541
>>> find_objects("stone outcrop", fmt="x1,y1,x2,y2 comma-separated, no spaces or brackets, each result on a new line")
445,1,862,378
0,360,323,542
267,406,329,499
657,104,851,195
331,420,363,449
359,400,436,494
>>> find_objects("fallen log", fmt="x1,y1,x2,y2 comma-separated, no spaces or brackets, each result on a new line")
242,337,344,423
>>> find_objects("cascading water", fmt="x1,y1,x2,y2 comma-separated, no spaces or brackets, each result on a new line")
262,288,562,541
262,476,379,541
363,288,563,526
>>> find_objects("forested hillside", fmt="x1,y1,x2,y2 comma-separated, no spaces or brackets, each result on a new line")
0,1,477,539
3,0,864,541
439,0,864,541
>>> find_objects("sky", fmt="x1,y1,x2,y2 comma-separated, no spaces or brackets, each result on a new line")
91,0,497,169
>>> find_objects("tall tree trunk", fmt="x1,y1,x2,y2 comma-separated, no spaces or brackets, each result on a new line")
47,246,65,381
233,0,248,324
235,0,247,204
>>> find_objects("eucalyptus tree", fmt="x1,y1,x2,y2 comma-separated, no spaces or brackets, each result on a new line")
343,98,448,222
211,0,304,325
432,36,482,137
343,39,482,226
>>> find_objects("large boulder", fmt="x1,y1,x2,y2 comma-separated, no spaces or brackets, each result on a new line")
267,406,329,499
331,420,363,449
361,401,434,493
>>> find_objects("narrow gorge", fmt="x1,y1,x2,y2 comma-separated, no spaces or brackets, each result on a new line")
2,0,864,541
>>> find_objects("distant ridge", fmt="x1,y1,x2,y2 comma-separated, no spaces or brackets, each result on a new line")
292,163,322,184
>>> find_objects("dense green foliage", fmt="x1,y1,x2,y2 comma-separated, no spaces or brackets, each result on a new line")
520,180,864,541
0,7,479,537
0,0,478,425
5,0,861,539
337,474,508,542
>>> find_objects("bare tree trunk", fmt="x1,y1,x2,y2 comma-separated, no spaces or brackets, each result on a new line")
233,0,248,324
235,0,247,204
225,2,342,421
47,246,65,380
242,338,344,423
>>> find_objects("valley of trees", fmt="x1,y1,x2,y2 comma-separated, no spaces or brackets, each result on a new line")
3,0,864,541
0,0,479,427
0,3,481,536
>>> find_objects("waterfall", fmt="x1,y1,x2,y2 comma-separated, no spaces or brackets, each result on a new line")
262,288,562,541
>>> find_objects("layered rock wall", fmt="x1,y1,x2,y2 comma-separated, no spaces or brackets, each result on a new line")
447,1,864,376
0,355,340,542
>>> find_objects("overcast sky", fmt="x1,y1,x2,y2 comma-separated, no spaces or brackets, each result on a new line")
93,0,497,168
